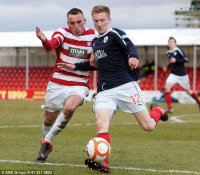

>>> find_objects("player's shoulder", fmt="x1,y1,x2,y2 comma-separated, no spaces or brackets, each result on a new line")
112,28,124,33
111,28,126,35
83,28,96,35
51,28,69,36
109,28,127,41
51,28,67,38
175,47,187,58
175,47,184,53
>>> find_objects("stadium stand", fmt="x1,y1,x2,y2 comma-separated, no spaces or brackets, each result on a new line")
0,67,96,91
138,67,200,91
0,66,199,91
0,29,199,99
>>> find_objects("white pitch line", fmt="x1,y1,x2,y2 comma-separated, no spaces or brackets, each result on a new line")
0,159,199,175
170,113,200,123
0,125,40,129
0,113,199,129
0,122,138,129
112,166,200,175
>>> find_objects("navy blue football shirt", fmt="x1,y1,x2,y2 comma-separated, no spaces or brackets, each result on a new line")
92,28,139,92
166,47,189,76
75,28,139,92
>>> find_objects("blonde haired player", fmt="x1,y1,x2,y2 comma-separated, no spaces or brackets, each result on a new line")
58,5,169,173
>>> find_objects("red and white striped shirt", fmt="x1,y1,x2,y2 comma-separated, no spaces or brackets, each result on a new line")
43,27,96,87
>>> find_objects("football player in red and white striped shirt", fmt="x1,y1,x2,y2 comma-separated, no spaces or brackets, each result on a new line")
35,8,96,163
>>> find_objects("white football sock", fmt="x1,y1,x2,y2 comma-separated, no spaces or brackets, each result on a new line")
44,112,69,142
41,124,52,138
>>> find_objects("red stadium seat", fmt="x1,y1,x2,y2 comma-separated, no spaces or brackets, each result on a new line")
0,67,199,91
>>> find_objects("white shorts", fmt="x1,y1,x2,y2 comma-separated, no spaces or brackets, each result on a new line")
43,82,89,112
166,73,190,90
93,82,147,114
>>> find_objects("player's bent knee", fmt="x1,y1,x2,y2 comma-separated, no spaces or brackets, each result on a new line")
44,116,56,126
64,105,77,115
142,124,155,132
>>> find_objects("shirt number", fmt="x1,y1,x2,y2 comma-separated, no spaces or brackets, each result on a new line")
130,94,141,105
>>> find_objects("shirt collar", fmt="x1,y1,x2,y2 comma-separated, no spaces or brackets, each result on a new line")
97,28,112,38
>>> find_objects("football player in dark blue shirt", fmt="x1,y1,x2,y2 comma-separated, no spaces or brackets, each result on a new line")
164,37,200,113
58,5,168,173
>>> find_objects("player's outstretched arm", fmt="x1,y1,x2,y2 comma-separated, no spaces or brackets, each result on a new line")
57,63,75,70
90,53,97,68
36,27,59,50
57,62,97,71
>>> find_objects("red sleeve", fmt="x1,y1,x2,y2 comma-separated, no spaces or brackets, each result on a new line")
42,38,59,50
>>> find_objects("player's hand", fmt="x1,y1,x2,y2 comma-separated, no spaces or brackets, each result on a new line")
129,57,139,69
36,27,47,42
170,57,176,63
90,53,97,68
56,63,75,70
163,66,167,72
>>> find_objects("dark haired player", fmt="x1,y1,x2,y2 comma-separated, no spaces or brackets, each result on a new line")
164,37,200,113
35,8,96,163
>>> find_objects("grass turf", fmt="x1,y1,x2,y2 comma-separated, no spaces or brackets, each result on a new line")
0,100,200,175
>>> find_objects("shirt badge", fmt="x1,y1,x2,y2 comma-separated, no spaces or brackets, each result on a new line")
173,51,177,56
103,36,108,43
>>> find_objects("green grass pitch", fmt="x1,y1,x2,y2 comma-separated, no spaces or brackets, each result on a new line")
0,100,200,175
